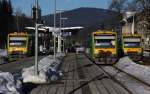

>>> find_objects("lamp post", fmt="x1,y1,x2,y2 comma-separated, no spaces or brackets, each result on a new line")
125,11,136,34
56,10,62,53
56,10,67,53
60,17,68,53
53,0,56,61
131,14,135,34
35,0,38,75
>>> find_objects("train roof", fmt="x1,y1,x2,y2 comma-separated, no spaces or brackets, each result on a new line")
123,33,142,37
8,32,28,36
92,30,116,35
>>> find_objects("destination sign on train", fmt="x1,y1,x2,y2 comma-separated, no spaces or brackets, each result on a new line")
94,36,115,39
124,38,141,42
9,37,27,40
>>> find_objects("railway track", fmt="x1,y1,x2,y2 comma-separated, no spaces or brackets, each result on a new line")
76,54,132,94
0,56,44,73
86,55,150,94
28,53,132,94
0,55,31,65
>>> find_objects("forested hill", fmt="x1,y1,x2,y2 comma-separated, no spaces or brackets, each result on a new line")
42,7,121,43
42,7,120,27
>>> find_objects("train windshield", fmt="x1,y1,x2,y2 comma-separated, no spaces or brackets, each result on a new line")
9,37,27,47
124,37,141,48
94,35,116,48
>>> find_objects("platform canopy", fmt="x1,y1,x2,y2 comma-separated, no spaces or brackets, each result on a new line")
25,26,84,36
43,26,83,31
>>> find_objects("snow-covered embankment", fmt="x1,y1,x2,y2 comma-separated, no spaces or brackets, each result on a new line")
0,72,22,94
22,53,65,84
102,57,150,94
115,57,150,85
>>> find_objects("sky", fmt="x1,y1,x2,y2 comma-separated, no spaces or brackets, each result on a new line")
11,0,111,16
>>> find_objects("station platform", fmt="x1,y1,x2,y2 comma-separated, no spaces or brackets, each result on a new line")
29,53,130,94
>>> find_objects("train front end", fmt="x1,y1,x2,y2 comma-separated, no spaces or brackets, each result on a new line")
92,31,117,64
7,32,28,58
123,34,143,61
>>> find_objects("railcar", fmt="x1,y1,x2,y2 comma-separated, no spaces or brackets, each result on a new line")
86,30,117,64
122,34,143,61
7,32,29,58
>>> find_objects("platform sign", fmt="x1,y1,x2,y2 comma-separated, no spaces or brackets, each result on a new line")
62,32,71,37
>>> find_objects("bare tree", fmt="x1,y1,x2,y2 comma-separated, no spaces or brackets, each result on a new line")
109,0,127,12
135,0,150,10
15,7,27,32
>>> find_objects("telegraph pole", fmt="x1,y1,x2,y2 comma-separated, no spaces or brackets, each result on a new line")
132,15,135,34
61,17,68,53
56,10,67,53
53,0,56,60
35,0,38,75
57,11,62,53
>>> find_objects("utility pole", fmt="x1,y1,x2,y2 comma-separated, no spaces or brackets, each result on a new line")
61,18,68,53
53,0,56,60
57,11,62,53
35,0,38,75
56,10,67,53
131,15,135,34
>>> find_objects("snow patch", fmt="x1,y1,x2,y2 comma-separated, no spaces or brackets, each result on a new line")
115,56,150,85
0,72,21,94
102,66,150,94
115,73,150,94
22,69,47,83
0,49,7,57
22,54,64,84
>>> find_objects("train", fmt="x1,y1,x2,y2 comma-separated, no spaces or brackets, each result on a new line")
7,31,56,59
85,30,143,64
122,34,143,61
85,30,117,64
7,32,29,58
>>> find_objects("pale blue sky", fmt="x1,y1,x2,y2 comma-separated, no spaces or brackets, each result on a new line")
11,0,111,16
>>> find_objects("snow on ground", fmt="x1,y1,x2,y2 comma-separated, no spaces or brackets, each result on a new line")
0,49,7,57
143,51,150,57
0,53,65,93
102,56,150,94
102,66,150,94
0,72,21,94
115,57,150,86
22,53,65,84
0,49,8,64
115,72,150,94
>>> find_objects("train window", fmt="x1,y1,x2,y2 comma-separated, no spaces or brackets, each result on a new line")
94,40,115,48
124,37,141,48
9,37,27,47
124,38,141,42
124,42,140,48
9,40,27,47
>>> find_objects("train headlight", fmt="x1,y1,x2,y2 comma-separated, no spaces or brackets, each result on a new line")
94,49,99,54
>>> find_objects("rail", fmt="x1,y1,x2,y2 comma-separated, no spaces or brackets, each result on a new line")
85,54,150,94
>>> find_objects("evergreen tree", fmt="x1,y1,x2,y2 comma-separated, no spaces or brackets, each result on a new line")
0,0,14,48
0,1,2,47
